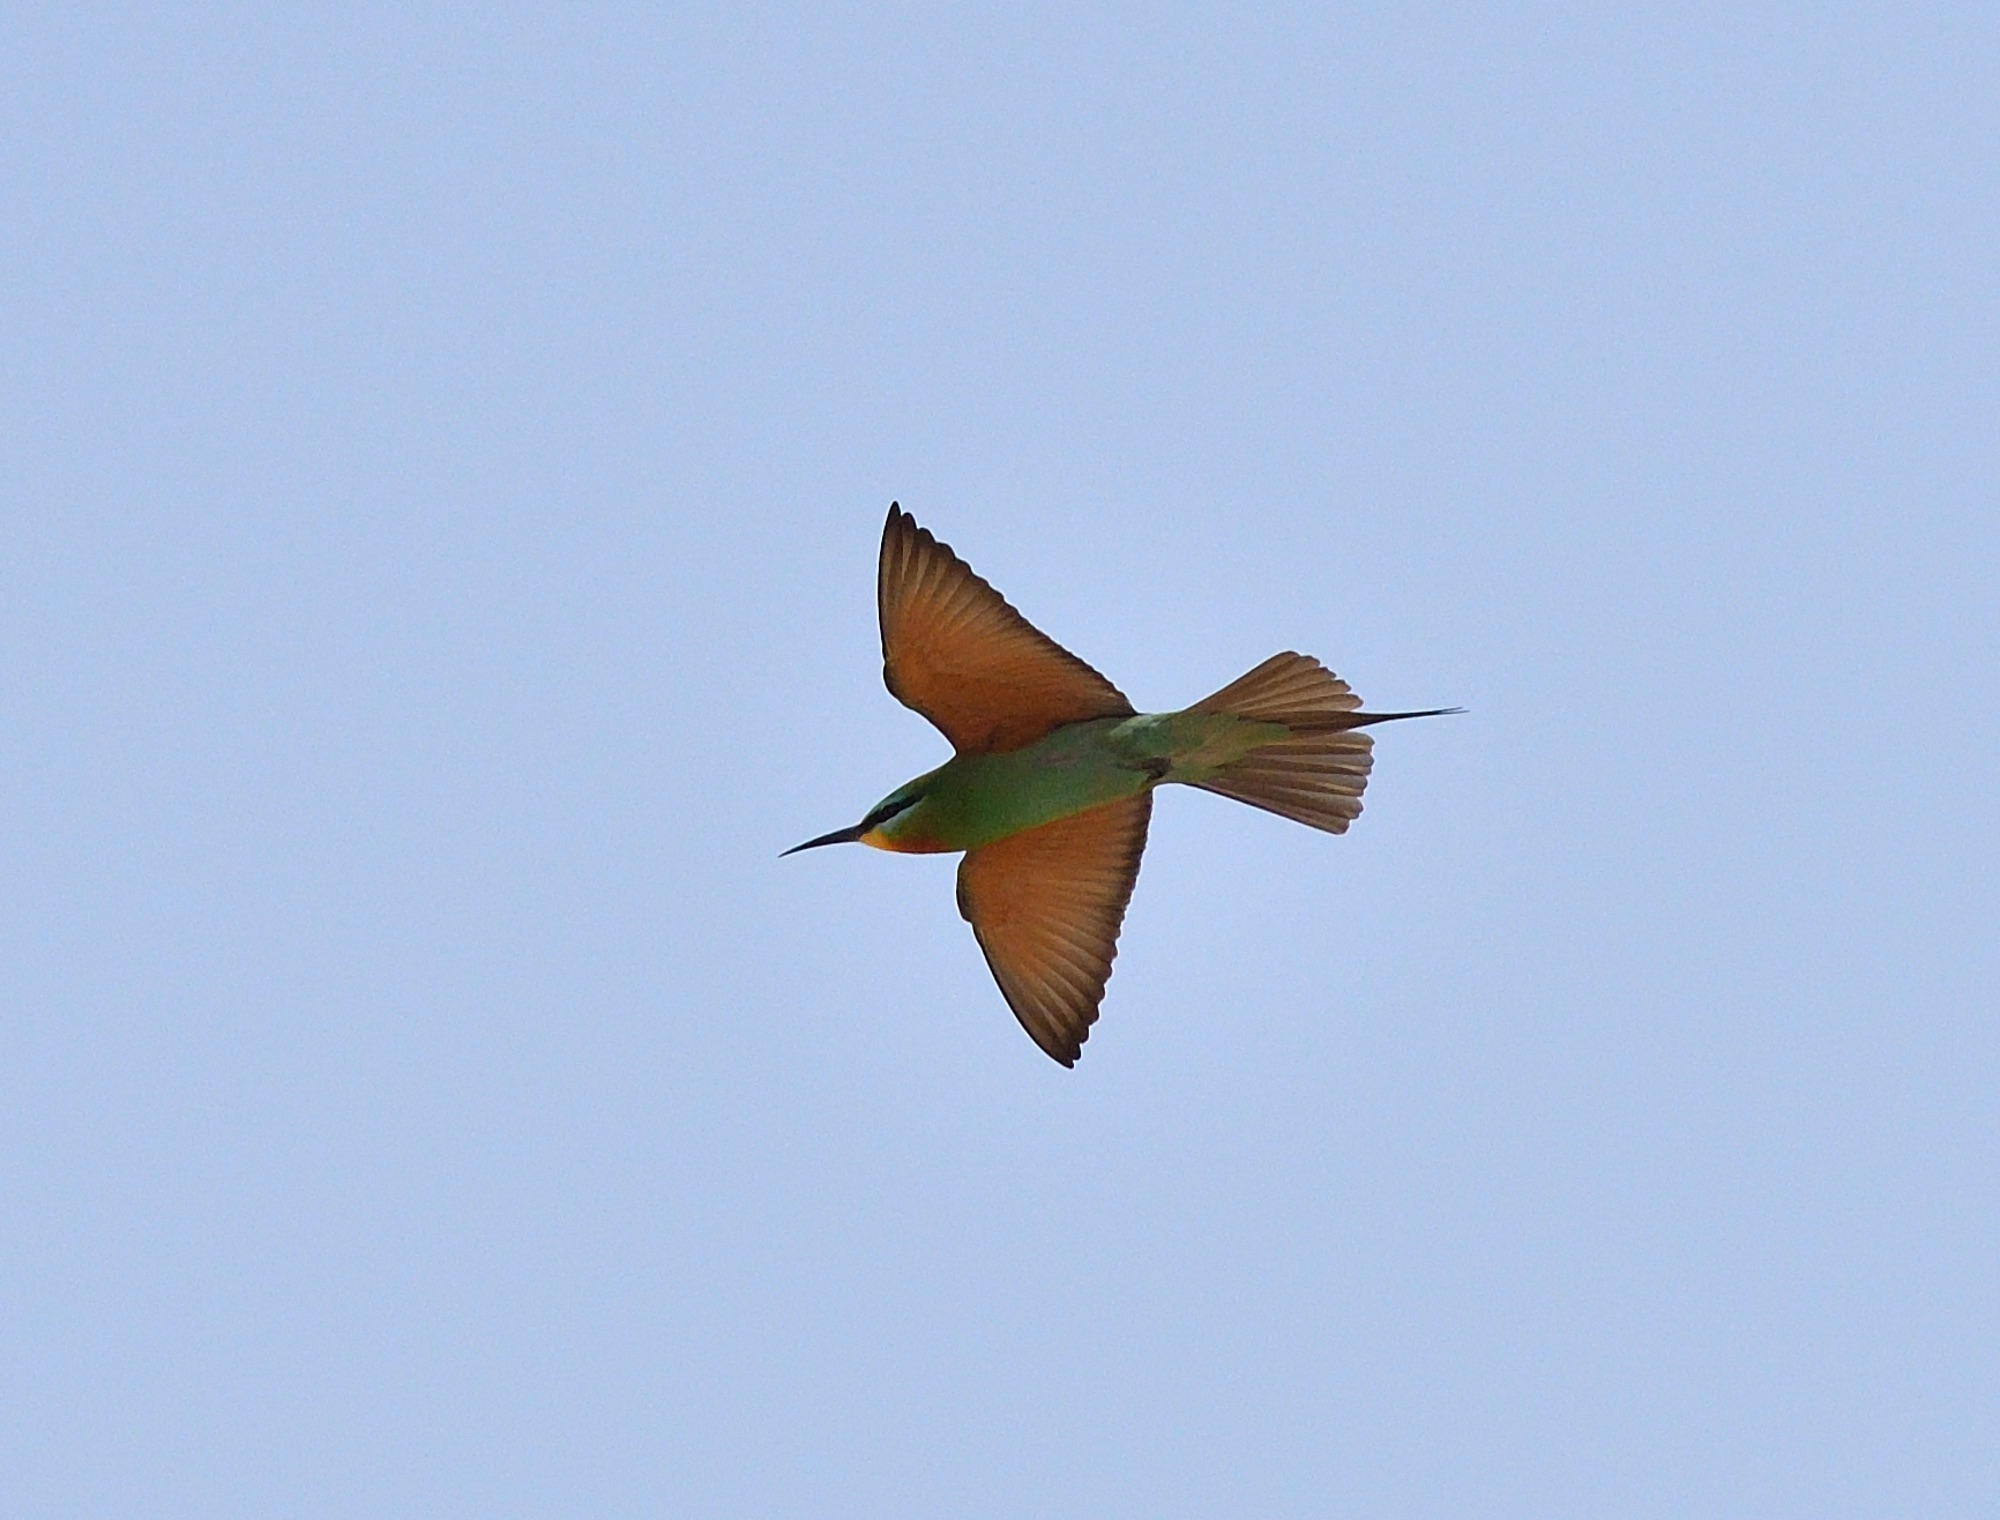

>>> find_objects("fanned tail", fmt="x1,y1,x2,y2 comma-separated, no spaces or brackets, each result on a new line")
1191,729,1375,833
1187,652,1459,835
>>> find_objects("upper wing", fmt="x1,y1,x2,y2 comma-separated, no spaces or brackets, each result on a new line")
955,794,1152,1066
879,503,1133,755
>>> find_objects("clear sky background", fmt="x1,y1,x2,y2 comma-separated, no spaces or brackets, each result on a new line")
5,5,1996,1516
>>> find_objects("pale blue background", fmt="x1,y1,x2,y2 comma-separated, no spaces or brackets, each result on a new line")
4,4,1995,1516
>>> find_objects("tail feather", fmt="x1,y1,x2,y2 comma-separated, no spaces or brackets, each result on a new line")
1191,731,1374,833
1190,651,1360,724
1188,652,1458,835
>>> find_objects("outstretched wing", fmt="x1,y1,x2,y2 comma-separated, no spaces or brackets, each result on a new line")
879,503,1133,755
955,795,1152,1066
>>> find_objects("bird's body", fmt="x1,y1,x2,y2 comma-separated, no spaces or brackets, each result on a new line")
861,710,1287,854
788,504,1455,1066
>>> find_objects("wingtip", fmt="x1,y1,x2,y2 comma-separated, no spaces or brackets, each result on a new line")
883,500,928,551
1040,1022,1091,1069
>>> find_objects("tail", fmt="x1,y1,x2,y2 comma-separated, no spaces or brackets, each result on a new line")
1186,652,1461,834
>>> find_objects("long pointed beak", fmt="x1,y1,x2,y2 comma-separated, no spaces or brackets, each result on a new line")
782,823,865,856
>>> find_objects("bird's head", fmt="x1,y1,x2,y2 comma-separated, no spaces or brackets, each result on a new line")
783,770,947,856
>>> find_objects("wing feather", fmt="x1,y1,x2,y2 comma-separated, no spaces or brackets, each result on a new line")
954,794,1152,1066
879,504,1132,755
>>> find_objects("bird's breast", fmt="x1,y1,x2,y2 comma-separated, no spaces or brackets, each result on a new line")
918,722,1153,851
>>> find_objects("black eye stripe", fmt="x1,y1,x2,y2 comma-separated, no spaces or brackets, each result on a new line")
865,796,918,829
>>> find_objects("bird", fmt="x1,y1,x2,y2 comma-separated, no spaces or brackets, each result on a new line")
786,503,1458,1067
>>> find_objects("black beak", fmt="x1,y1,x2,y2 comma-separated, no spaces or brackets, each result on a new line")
782,823,865,856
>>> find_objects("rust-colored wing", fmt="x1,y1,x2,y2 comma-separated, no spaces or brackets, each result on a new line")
879,503,1133,755
955,794,1152,1066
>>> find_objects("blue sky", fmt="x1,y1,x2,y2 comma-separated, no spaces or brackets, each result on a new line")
4,4,1996,1515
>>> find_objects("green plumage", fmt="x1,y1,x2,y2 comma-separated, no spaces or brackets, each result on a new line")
871,710,1292,852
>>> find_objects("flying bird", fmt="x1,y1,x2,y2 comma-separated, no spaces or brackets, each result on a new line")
788,504,1457,1066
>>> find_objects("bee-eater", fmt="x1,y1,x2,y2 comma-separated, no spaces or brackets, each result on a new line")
788,504,1457,1066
